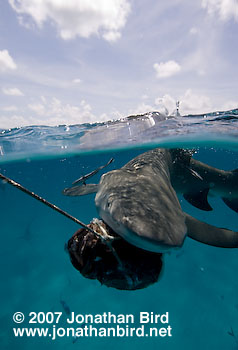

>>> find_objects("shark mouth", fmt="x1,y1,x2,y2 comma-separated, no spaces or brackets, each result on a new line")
97,203,186,254
67,219,163,291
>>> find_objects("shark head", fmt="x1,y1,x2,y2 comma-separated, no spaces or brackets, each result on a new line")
95,168,187,253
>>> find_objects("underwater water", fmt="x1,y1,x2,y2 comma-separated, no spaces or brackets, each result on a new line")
0,110,238,349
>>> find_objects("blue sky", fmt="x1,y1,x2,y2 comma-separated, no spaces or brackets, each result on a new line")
0,0,238,128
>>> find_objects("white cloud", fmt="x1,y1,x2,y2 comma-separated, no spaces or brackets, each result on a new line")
2,106,18,112
153,60,181,79
189,27,199,35
73,78,82,84
130,90,218,117
9,0,131,42
155,94,177,115
27,97,108,126
178,91,238,114
0,50,17,72
219,100,238,111
0,115,29,129
102,30,121,42
1,96,111,129
179,89,212,115
28,103,45,115
2,87,24,96
129,102,155,116
155,90,213,115
202,0,238,21
141,94,149,100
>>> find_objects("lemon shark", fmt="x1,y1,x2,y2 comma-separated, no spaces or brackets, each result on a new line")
63,148,238,252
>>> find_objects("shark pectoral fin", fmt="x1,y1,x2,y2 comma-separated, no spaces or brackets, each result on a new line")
185,213,238,248
62,184,98,196
222,197,238,213
183,188,213,211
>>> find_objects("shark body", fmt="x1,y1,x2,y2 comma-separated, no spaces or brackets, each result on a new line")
170,149,238,212
63,148,238,252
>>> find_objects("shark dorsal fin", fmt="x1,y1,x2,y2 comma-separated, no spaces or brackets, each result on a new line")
63,158,114,197
170,148,194,166
72,158,114,185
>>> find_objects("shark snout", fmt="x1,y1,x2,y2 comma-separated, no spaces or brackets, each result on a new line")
95,168,187,253
95,191,122,231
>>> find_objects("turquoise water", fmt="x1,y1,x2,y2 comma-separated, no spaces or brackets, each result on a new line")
0,111,238,349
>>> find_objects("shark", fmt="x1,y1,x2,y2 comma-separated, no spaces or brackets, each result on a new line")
63,148,238,253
